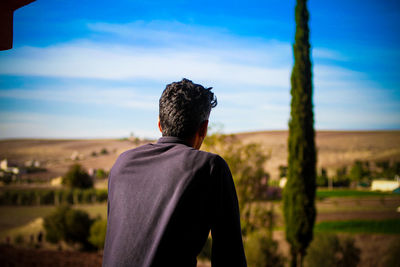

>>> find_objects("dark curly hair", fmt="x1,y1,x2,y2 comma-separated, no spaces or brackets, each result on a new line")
159,78,217,139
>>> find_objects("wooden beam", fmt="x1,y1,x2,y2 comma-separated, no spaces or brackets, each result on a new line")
0,0,36,50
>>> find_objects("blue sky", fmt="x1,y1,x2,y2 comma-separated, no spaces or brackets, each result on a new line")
0,0,399,139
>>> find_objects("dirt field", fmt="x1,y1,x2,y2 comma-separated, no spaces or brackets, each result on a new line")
237,130,400,179
1,131,398,181
0,139,145,181
0,245,214,267
0,244,103,267
0,131,399,266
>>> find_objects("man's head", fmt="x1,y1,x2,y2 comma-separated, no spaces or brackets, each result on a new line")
159,78,217,141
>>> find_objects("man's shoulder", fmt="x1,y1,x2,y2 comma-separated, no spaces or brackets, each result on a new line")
118,142,154,157
200,150,226,165
111,143,155,167
192,150,230,175
112,141,228,172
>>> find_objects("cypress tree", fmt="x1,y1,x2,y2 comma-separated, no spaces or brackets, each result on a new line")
283,0,316,266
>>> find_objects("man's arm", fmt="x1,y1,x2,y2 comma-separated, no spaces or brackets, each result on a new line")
210,156,247,267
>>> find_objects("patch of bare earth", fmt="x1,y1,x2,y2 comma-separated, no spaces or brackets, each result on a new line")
1,131,399,182
273,231,399,267
0,245,213,267
237,130,400,179
353,234,399,267
0,245,103,267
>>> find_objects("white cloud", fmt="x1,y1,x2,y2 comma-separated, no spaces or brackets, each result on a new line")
0,43,291,88
0,112,160,139
0,21,293,88
1,20,398,138
0,87,158,110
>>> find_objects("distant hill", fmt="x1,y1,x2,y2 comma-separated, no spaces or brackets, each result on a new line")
1,131,399,181
237,130,400,179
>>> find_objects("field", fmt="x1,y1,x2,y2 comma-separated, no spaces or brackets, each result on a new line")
1,131,399,181
0,131,400,266
0,192,399,266
237,130,400,179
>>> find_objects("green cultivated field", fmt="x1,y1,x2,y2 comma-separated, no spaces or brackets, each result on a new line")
1,191,399,238
316,189,395,199
0,189,399,242
315,219,400,234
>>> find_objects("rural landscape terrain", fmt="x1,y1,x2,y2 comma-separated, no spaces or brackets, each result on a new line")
0,130,399,266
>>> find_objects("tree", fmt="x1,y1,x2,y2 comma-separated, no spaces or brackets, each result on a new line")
283,0,316,266
96,169,108,179
43,205,94,249
349,160,370,182
202,133,270,235
335,166,350,187
63,164,93,189
316,168,328,187
89,219,107,250
203,132,284,263
375,160,400,179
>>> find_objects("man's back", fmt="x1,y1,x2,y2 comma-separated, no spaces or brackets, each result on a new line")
103,136,246,267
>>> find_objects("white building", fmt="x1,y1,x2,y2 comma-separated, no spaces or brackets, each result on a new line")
371,178,400,192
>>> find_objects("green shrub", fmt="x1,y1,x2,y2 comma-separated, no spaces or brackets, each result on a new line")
82,189,95,203
244,231,285,267
316,168,328,187
89,219,107,250
64,208,93,247
44,205,70,243
72,189,83,204
96,169,108,179
60,189,74,204
305,233,360,267
96,189,108,203
43,205,94,249
63,164,93,189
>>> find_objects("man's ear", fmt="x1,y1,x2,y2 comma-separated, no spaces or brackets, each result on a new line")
158,118,163,133
199,120,209,139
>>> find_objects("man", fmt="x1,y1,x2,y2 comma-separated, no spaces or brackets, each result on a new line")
103,78,247,267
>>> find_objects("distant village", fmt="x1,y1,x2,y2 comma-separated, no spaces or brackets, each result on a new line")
0,148,111,188
1,156,399,193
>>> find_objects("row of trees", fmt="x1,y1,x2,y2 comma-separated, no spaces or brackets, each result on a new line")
0,188,108,206
347,160,400,181
323,160,400,187
280,160,400,188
